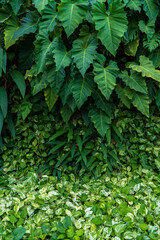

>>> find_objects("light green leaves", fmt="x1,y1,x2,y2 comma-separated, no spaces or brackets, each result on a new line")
10,70,26,98
94,61,119,100
0,86,8,118
72,38,97,77
129,56,160,82
72,73,92,109
32,0,49,13
58,0,88,37
13,12,38,40
39,2,57,32
92,0,128,56
53,40,71,71
119,71,147,94
89,107,111,137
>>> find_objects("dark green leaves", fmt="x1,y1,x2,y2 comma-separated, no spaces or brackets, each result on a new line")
58,0,88,37
10,70,26,98
9,0,22,15
39,2,57,32
13,12,38,40
53,40,71,71
92,0,128,56
0,86,7,118
94,61,119,100
72,38,97,77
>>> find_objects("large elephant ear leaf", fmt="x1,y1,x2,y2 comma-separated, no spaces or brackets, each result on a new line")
32,0,49,13
34,31,55,74
39,2,57,32
58,0,88,37
12,12,38,40
9,0,23,15
4,15,19,50
89,107,111,137
119,70,147,94
93,61,119,100
72,38,97,77
124,0,142,12
92,0,128,56
142,0,159,22
129,56,160,82
72,73,93,109
53,40,71,71
132,91,149,117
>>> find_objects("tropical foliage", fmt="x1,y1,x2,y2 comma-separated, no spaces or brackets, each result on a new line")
1,0,160,146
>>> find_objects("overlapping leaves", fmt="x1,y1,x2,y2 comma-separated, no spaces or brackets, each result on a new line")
0,0,160,143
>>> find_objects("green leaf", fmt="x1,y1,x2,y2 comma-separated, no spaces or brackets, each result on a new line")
89,107,111,137
66,226,75,238
9,0,22,15
0,47,3,77
114,223,126,234
72,38,97,77
0,86,7,118
6,114,15,139
143,33,160,52
44,86,58,111
63,216,72,229
119,70,147,94
39,2,57,32
129,56,160,82
4,15,19,49
0,7,11,23
47,66,66,94
32,0,49,13
124,39,139,57
139,223,148,230
34,31,55,74
142,0,158,22
93,61,119,100
139,19,155,40
92,0,128,56
12,12,38,40
13,227,26,240
132,91,149,117
115,84,131,108
10,70,26,98
19,101,32,120
93,90,114,117
53,40,71,71
0,108,4,134
91,216,103,225
72,73,92,109
58,0,88,37
124,0,142,12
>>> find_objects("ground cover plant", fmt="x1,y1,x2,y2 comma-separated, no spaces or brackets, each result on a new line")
0,167,160,239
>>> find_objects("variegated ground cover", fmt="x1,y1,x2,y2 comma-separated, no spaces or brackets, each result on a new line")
0,167,159,240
